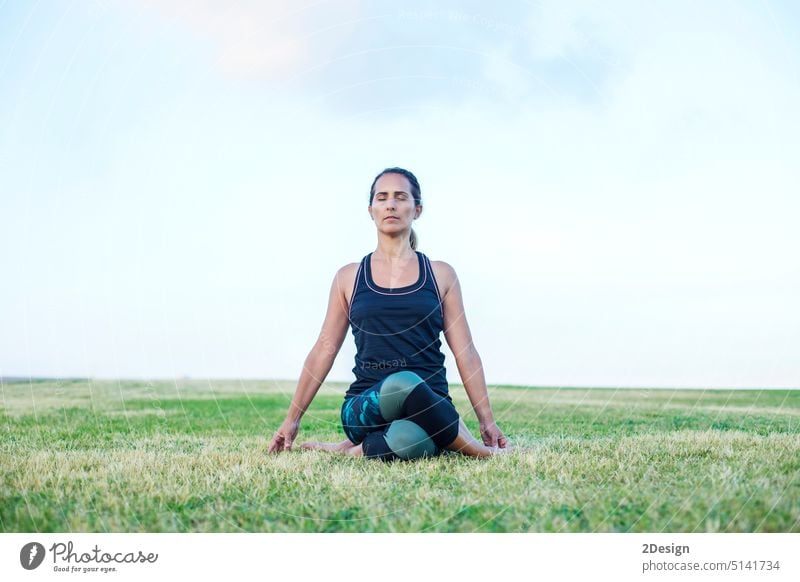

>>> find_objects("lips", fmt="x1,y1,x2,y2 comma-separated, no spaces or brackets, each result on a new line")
384,216,399,221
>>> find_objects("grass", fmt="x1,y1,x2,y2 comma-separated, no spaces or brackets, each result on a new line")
1,378,798,532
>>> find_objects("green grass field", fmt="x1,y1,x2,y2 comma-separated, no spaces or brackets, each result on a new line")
1,378,798,532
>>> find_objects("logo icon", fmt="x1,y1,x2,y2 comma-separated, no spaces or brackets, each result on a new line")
20,542,46,570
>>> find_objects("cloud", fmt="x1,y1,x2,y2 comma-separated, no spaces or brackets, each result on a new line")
140,0,362,78
527,0,588,60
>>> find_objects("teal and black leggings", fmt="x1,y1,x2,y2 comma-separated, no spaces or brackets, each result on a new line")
341,371,460,461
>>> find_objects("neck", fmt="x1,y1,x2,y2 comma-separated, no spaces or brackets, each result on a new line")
374,233,414,260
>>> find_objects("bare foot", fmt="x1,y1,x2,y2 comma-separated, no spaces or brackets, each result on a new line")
300,439,356,453
344,443,363,456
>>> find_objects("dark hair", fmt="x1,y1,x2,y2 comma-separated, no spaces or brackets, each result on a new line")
369,167,422,250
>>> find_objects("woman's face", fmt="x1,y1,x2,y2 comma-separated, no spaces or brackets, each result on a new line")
369,173,421,233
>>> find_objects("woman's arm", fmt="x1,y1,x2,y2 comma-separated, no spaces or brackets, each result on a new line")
268,266,353,453
437,261,508,448
445,417,507,457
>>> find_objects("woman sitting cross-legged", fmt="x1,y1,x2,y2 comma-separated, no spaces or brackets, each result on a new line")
268,167,511,461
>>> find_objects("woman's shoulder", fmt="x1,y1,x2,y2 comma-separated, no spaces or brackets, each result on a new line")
335,261,362,306
334,261,361,284
424,255,457,297
336,260,361,276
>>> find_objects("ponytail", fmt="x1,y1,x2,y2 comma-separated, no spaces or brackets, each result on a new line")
410,227,418,250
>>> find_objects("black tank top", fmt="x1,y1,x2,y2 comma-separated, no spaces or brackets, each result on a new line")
346,250,450,401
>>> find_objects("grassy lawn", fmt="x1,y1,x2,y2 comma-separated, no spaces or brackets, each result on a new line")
1,379,798,532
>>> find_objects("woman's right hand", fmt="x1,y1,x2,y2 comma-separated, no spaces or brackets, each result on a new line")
268,418,300,453
489,442,514,455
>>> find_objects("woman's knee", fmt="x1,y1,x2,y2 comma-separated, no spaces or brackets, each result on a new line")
377,372,458,448
362,419,439,462
386,419,438,459
378,371,425,420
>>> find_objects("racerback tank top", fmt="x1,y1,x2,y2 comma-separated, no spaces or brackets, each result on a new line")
346,250,451,402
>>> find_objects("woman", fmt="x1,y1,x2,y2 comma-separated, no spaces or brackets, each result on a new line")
268,167,510,460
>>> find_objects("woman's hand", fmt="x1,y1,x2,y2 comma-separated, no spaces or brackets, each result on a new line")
268,418,300,453
479,420,508,448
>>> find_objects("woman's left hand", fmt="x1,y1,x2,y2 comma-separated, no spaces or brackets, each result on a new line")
479,421,508,448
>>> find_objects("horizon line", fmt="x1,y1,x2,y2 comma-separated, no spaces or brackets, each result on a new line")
1,376,797,391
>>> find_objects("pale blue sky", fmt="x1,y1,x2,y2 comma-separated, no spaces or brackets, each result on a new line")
1,0,798,388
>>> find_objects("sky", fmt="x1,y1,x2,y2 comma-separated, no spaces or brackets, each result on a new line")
1,0,798,388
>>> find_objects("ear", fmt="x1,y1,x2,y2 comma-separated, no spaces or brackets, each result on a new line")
414,204,423,219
